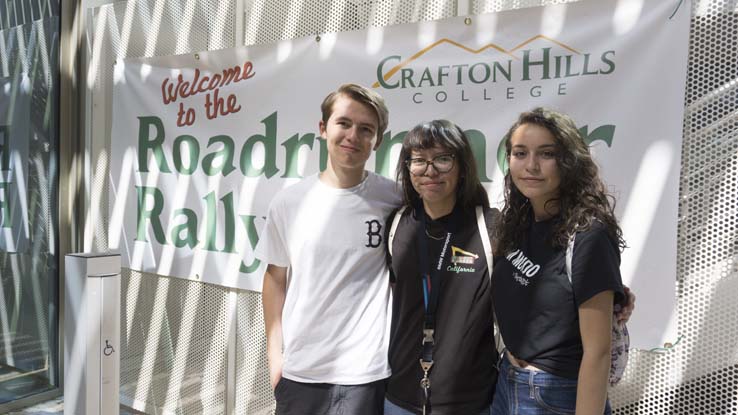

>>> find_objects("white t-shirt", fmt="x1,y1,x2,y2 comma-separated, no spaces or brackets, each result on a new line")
255,172,402,384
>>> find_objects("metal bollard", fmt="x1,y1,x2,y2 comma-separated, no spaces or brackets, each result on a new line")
64,253,120,415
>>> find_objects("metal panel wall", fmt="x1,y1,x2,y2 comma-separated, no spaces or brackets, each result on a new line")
85,2,236,413
82,0,738,413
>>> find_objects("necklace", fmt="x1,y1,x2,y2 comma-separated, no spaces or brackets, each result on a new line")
425,227,445,240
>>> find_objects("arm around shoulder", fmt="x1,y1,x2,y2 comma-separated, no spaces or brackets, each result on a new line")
263,264,288,389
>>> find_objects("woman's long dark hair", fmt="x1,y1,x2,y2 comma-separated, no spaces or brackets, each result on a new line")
495,108,626,256
396,120,489,212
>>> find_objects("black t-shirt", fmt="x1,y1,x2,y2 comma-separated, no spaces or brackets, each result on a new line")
492,217,625,379
386,206,498,415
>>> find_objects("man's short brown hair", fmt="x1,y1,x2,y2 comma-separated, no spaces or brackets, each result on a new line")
320,84,389,146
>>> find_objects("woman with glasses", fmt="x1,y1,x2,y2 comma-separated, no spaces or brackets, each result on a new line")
384,120,499,415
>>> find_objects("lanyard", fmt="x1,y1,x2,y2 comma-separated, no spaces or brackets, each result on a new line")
418,221,451,327
415,203,458,415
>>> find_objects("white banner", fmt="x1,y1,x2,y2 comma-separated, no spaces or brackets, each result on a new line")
110,0,690,348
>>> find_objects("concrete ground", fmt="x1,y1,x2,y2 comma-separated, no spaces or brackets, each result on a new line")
7,396,63,415
8,397,141,414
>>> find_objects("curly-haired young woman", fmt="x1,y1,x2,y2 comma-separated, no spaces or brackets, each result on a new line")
491,108,627,415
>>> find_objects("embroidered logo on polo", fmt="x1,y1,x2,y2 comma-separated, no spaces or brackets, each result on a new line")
447,245,478,274
505,249,541,286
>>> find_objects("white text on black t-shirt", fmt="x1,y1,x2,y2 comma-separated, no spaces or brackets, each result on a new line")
505,249,541,285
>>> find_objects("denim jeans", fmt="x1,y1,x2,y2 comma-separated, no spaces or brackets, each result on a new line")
489,354,612,415
384,398,492,415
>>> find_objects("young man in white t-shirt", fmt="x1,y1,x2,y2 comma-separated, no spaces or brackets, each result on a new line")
256,84,401,415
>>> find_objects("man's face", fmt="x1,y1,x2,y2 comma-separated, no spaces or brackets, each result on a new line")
319,94,379,171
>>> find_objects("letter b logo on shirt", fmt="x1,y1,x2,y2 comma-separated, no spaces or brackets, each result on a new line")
365,220,382,248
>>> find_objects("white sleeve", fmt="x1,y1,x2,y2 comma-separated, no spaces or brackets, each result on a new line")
253,197,291,267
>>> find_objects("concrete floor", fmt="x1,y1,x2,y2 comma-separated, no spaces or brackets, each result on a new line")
8,397,141,414
6,396,63,415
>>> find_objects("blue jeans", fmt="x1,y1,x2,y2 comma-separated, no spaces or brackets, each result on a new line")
385,398,491,415
490,354,611,415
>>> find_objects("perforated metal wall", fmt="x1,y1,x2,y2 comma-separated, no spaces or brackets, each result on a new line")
611,1,738,413
0,0,58,30
85,1,237,414
82,0,738,413
235,292,271,415
242,0,458,45
120,269,230,414
472,0,577,14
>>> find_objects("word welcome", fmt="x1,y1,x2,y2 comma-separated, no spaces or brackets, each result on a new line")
160,61,256,126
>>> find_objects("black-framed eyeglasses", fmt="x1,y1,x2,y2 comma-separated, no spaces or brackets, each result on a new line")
405,153,456,176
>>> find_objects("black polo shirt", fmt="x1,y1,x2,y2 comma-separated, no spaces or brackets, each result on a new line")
386,206,498,414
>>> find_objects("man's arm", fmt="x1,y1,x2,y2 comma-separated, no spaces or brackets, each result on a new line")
615,285,636,323
575,290,613,415
263,264,288,389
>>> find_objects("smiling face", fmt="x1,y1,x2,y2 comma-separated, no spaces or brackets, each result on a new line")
319,94,379,172
508,123,562,218
409,145,460,211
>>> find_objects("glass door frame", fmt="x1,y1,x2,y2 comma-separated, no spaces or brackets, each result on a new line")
0,0,80,411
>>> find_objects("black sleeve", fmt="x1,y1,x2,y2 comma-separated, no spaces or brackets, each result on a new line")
384,207,402,284
570,224,625,308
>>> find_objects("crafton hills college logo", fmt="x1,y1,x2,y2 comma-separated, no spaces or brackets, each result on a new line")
373,35,616,104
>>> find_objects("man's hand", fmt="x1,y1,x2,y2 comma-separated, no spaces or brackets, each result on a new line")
615,286,636,324
263,264,288,391
269,350,284,390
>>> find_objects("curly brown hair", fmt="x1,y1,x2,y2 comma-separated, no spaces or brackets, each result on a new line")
494,108,626,256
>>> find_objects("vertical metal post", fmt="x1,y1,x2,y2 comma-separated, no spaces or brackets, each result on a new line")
225,290,239,414
235,0,246,46
60,0,86,397
228,3,246,412
456,0,472,16
64,252,121,415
